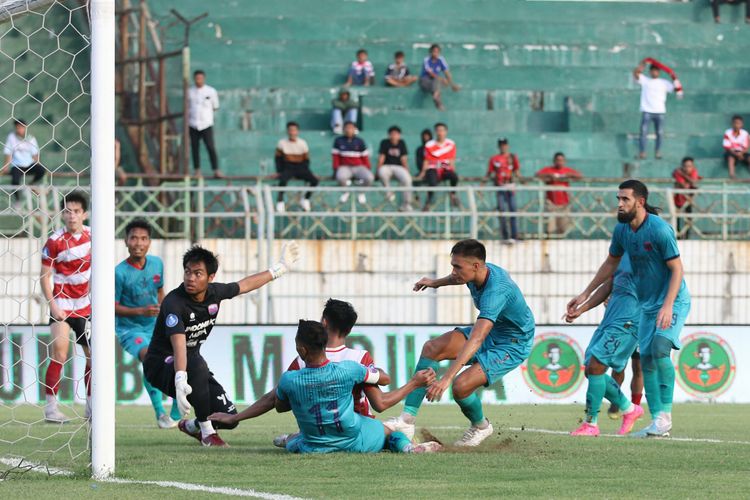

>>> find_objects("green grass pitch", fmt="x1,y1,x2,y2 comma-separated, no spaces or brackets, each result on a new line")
1,403,749,498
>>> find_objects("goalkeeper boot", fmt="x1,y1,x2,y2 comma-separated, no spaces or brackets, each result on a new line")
201,433,229,448
44,405,70,424
405,441,443,454
178,419,202,443
383,415,416,441
454,420,494,447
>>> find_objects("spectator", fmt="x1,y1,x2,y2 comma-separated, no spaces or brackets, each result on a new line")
485,138,520,243
672,156,700,239
385,51,417,87
115,137,127,186
377,126,413,211
2,118,44,206
419,44,460,110
711,0,750,24
331,89,359,135
723,114,750,180
275,122,318,213
414,128,433,177
188,70,224,178
332,121,373,205
633,61,675,159
345,49,375,87
535,152,583,236
418,122,459,210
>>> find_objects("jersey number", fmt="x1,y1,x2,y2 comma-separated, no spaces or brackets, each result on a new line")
307,401,343,435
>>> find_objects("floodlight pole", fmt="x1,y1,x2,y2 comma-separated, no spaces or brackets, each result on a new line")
90,0,116,480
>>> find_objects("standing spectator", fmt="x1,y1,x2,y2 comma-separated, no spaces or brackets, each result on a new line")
188,70,223,178
535,152,583,236
377,126,413,211
723,114,750,180
418,123,459,210
633,61,675,159
672,157,700,239
711,0,750,23
275,122,318,213
345,49,375,87
331,89,359,135
419,44,460,110
385,51,417,88
332,121,373,205
2,119,44,206
485,138,520,243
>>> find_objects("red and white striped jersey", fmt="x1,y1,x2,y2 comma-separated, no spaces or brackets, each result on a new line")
41,226,91,317
288,345,376,418
424,138,456,169
722,128,750,152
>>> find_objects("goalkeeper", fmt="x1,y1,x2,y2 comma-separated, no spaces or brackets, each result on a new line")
143,242,300,447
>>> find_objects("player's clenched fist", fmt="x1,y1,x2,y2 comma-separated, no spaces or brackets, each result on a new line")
413,277,437,292
270,241,300,280
412,368,437,387
174,370,193,417
566,292,588,317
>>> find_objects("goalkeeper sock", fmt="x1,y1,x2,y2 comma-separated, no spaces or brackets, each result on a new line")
455,393,485,427
144,378,166,417
198,420,216,438
403,357,439,417
386,431,411,453
584,374,606,424
169,398,181,421
603,374,632,413
84,360,91,397
45,360,63,396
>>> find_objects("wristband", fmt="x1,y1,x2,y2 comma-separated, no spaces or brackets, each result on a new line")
175,370,188,384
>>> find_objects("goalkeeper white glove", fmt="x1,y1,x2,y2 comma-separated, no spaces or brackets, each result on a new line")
269,241,300,280
174,370,193,417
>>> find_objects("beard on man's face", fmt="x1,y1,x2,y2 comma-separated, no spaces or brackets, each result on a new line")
617,208,636,223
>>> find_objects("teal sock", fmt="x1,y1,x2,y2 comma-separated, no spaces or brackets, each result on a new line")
603,374,632,412
170,398,181,421
455,393,485,426
386,431,411,453
403,357,439,416
641,355,662,418
656,356,675,414
144,378,165,418
585,374,606,424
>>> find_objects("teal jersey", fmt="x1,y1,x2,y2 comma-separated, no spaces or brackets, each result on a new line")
276,360,371,450
600,253,640,330
609,214,690,314
466,262,535,343
115,255,164,333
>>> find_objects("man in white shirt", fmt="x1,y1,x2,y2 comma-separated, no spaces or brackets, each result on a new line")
723,115,750,180
188,70,223,178
2,119,45,204
633,62,675,160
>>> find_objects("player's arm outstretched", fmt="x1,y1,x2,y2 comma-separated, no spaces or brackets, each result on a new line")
567,254,621,318
237,241,300,294
413,274,461,291
364,368,436,413
210,388,277,426
564,278,613,323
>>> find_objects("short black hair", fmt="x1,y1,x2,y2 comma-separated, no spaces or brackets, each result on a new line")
434,122,447,130
553,151,565,160
649,64,659,72
429,43,440,51
681,156,694,165
296,320,328,353
451,239,486,261
619,179,661,215
61,191,88,212
125,219,152,238
421,128,433,142
356,49,367,56
286,121,299,129
322,299,358,336
394,50,405,58
732,114,743,122
182,245,219,275
343,120,356,128
388,125,401,134
498,137,508,146
193,69,205,77
14,118,26,126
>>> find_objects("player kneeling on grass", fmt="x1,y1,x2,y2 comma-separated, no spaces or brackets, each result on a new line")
115,219,180,428
385,239,535,447
565,252,645,437
273,320,442,454
143,242,300,447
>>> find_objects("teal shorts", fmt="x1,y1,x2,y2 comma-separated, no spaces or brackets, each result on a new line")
457,327,533,385
285,415,386,454
116,329,152,359
584,322,638,373
638,299,691,356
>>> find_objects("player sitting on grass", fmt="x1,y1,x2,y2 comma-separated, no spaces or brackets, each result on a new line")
385,239,536,447
273,320,442,454
115,219,180,428
143,242,299,447
565,252,645,436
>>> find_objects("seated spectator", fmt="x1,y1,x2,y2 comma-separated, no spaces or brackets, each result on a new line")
331,89,359,135
535,152,583,236
275,121,319,213
377,126,413,211
419,44,460,111
345,49,375,87
385,51,417,88
485,138,520,243
418,122,459,210
673,157,700,239
332,121,373,205
414,129,433,177
2,118,44,206
723,114,750,180
711,0,750,24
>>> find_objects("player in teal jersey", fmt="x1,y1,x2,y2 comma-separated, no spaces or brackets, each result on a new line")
568,180,690,438
115,219,180,428
274,320,442,454
384,239,535,447
565,253,645,436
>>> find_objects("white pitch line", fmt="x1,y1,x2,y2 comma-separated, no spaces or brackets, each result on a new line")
0,456,73,476
506,426,750,445
102,478,305,499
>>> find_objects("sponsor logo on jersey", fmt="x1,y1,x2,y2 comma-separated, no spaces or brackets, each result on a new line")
675,332,736,398
521,332,584,399
166,313,178,327
208,303,218,315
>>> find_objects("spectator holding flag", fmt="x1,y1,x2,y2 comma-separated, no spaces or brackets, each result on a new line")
633,58,682,160
723,115,750,180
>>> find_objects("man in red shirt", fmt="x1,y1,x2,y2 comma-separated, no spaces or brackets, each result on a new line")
723,115,750,180
535,152,583,235
485,138,520,243
672,156,700,239
418,122,459,211
40,191,91,422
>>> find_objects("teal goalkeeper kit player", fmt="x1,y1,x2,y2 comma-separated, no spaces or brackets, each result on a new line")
115,255,164,357
584,253,640,372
